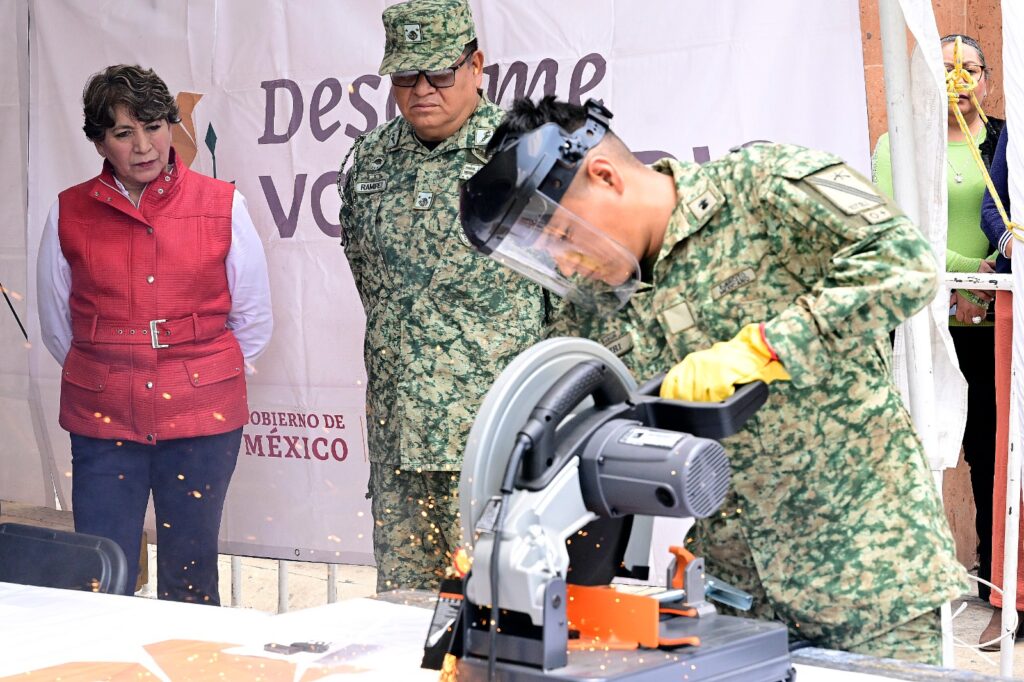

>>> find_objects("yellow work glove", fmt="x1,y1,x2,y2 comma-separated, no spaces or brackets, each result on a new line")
660,323,790,402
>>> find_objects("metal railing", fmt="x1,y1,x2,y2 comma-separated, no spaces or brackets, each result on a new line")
228,557,347,613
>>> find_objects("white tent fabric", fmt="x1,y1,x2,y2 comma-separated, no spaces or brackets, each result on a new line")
0,0,53,507
1006,10,1024,248
888,0,968,472
880,0,976,665
1002,0,1023,674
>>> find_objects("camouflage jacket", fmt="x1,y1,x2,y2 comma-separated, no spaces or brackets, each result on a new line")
338,95,546,471
548,145,968,647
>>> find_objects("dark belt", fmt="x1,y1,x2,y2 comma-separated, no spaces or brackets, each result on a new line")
72,314,229,349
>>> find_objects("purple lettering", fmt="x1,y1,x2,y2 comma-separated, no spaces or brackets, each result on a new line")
259,174,307,238
331,438,349,462
484,59,557,104
312,437,330,460
568,53,606,104
282,434,303,458
258,79,304,144
311,78,343,142
312,171,341,239
266,428,282,457
244,434,265,456
345,75,382,139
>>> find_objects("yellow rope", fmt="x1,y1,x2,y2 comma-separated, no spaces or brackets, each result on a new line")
945,36,1023,243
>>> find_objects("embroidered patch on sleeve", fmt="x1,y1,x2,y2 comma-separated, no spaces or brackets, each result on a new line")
805,165,886,215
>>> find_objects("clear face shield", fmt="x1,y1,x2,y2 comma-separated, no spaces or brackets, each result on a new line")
492,191,641,316
460,100,641,316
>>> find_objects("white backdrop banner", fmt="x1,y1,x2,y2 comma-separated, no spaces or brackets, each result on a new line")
0,0,44,507
12,0,869,563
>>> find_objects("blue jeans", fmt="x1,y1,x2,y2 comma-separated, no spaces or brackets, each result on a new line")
70,428,241,604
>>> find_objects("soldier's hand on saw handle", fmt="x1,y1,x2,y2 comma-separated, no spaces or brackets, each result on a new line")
660,323,790,402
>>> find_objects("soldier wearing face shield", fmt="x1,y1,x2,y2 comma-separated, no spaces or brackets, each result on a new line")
461,96,967,664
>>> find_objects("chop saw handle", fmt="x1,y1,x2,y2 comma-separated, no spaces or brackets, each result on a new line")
532,359,629,419
638,373,766,403
518,359,631,483
635,376,769,440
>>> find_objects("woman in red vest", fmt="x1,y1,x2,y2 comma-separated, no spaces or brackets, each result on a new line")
36,65,272,604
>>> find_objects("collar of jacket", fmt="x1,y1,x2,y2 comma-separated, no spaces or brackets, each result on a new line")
88,147,187,225
387,92,495,158
651,157,725,263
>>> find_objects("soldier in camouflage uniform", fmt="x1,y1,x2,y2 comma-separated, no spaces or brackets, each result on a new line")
337,0,546,592
459,96,968,664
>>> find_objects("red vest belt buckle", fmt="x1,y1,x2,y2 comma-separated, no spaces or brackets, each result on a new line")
150,319,170,349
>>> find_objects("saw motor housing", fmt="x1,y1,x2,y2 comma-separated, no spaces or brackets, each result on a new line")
579,420,731,520
460,338,767,632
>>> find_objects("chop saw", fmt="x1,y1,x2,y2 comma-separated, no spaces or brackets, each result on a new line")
435,337,794,682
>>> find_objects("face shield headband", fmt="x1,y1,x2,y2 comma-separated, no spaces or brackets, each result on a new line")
460,99,613,256
460,100,643,315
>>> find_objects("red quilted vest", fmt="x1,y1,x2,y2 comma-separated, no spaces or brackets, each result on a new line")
57,152,248,444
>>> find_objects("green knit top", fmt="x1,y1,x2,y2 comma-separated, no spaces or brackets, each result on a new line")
872,128,993,326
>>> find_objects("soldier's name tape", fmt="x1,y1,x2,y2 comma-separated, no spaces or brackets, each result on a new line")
356,179,387,193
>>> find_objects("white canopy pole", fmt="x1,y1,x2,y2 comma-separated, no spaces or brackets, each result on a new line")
878,1,939,458
1002,253,1021,676
878,0,952,666
999,5,1024,677
1000,6,1024,671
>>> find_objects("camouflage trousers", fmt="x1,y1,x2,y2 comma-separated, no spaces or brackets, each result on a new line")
368,462,462,593
845,609,941,664
687,508,942,665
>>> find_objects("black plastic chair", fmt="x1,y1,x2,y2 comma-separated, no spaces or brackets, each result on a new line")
0,522,129,595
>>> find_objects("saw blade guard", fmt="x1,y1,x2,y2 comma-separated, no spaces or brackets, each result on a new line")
459,338,637,621
459,337,636,544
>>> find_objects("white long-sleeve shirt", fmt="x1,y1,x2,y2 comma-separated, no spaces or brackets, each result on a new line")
37,182,273,368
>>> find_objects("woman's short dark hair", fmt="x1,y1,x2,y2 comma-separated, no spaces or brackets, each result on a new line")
82,65,180,142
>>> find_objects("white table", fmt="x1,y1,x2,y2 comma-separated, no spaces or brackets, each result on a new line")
0,582,998,681
0,582,435,681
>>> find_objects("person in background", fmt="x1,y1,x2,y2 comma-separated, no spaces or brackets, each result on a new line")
872,34,1004,621
336,0,547,592
37,64,273,604
978,124,1024,647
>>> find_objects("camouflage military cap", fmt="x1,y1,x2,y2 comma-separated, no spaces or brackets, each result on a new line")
379,0,477,75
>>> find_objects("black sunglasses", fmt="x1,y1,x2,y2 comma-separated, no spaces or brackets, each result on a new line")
390,50,473,89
